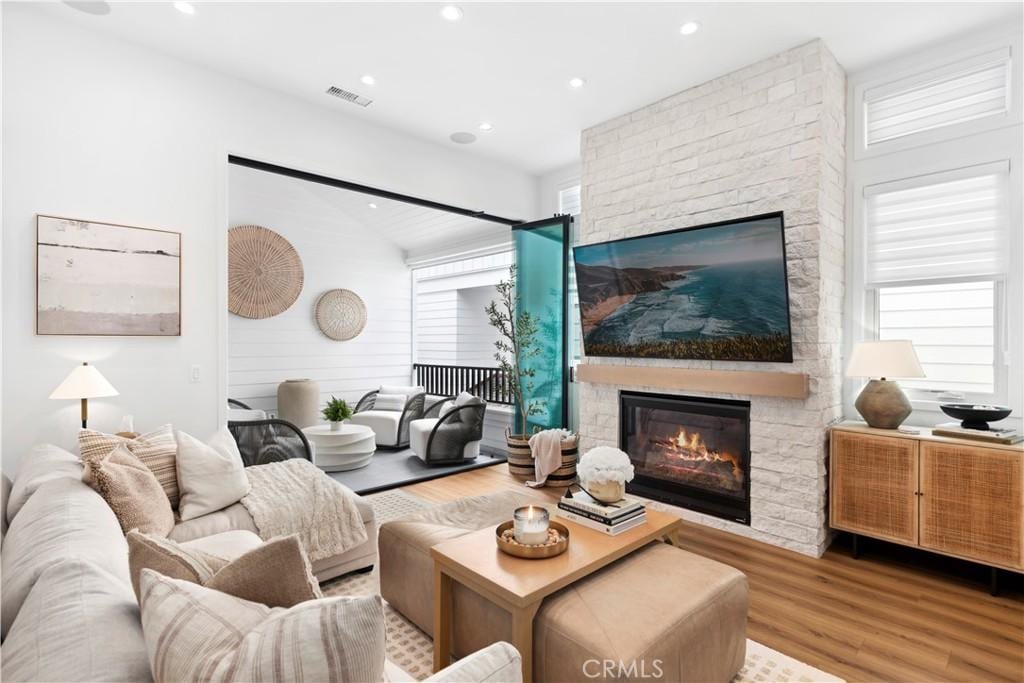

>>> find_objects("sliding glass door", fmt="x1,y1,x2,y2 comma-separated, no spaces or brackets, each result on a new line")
512,216,571,431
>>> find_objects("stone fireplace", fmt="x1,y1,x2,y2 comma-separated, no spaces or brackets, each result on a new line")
621,391,751,525
578,40,846,557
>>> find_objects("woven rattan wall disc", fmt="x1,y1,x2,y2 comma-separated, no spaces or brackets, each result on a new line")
228,225,304,319
315,289,367,341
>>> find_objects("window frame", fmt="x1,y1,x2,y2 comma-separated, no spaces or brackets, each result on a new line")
846,27,1023,429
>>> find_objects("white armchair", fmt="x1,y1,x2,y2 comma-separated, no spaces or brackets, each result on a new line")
349,384,426,448
386,642,522,683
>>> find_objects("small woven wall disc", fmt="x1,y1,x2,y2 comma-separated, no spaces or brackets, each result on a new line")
228,225,304,319
315,289,367,341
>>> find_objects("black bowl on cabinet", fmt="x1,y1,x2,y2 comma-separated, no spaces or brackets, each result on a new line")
939,403,1013,430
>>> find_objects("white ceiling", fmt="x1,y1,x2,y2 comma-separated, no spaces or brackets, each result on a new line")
231,163,506,257
40,2,1023,175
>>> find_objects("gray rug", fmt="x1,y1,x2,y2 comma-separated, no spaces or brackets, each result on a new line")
327,448,505,495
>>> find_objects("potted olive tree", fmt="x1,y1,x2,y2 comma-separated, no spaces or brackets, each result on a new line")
486,266,544,472
321,396,353,431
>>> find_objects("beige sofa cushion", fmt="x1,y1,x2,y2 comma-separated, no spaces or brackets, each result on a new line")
79,424,180,508
175,427,250,521
139,570,385,682
128,531,321,607
1,558,151,682
6,444,82,522
167,501,259,541
1,477,130,637
89,444,175,536
179,528,264,560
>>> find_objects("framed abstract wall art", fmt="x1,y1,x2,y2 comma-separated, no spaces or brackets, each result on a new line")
36,215,181,336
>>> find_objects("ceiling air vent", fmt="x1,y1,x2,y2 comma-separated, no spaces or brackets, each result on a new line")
325,86,373,107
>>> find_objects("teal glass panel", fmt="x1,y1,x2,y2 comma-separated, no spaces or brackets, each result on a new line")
513,219,566,432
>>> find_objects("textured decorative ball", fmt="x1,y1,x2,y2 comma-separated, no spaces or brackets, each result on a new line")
315,289,367,341
228,225,304,319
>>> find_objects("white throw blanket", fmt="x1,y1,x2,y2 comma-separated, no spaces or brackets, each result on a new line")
526,428,573,488
240,459,368,562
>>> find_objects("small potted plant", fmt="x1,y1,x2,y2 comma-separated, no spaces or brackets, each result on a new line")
577,447,635,503
321,396,352,431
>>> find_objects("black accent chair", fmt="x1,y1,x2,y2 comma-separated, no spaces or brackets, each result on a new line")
227,399,312,467
410,395,487,466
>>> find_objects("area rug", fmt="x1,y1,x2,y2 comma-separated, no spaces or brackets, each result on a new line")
327,449,506,495
325,490,843,683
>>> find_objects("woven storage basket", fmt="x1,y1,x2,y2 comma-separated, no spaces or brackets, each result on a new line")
506,429,579,487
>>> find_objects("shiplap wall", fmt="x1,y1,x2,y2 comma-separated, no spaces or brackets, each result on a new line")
413,251,512,366
229,166,412,414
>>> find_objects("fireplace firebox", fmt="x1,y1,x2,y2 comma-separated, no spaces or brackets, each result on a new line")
619,391,750,525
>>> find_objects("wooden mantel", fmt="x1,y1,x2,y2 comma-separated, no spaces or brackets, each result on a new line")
575,363,810,400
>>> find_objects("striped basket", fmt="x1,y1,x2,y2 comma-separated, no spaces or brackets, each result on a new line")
506,429,579,488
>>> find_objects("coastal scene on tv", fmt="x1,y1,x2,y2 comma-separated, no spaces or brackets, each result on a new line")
573,215,793,362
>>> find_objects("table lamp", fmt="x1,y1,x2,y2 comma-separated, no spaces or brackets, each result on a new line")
49,362,119,429
846,340,925,429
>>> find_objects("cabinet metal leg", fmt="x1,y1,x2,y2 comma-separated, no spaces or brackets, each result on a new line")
989,567,1000,596
851,533,861,559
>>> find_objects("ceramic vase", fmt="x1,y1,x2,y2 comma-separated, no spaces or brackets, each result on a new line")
278,378,319,428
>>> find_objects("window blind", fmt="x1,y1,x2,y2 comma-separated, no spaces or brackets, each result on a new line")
865,51,1010,146
864,163,1010,286
878,281,996,395
558,185,581,216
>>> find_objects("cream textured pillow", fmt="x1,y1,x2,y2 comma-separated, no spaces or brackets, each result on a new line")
138,570,385,683
374,393,407,411
79,424,179,508
128,532,322,607
175,426,250,520
90,444,175,536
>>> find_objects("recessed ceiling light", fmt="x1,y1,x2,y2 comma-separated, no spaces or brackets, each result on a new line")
440,5,463,21
450,131,477,144
173,1,195,15
679,21,701,35
368,202,378,209
478,122,494,132
360,74,376,86
569,77,586,89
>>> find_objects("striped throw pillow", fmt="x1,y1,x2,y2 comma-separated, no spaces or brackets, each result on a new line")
79,425,179,508
138,570,386,683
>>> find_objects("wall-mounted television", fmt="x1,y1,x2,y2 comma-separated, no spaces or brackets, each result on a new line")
573,211,793,363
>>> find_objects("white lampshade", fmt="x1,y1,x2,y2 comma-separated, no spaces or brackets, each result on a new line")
845,340,925,379
49,362,119,400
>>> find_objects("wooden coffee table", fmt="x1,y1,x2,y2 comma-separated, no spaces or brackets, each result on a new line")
430,507,682,682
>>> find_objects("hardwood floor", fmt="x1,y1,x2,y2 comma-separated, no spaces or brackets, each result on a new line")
402,464,1024,683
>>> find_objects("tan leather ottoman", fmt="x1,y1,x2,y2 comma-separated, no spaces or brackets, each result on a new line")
380,492,749,682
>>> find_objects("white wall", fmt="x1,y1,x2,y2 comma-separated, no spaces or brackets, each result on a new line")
456,287,501,367
1,5,538,471
227,166,412,414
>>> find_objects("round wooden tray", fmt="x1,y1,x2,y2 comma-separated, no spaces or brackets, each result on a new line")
495,520,570,559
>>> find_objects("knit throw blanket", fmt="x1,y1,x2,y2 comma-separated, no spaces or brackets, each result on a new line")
240,459,368,562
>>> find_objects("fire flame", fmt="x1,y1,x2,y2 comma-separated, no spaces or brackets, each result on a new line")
669,428,742,478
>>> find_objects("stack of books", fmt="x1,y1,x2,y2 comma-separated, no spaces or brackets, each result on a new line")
557,489,647,535
932,422,1023,445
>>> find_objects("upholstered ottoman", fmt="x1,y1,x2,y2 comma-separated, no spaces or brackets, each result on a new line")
379,492,749,682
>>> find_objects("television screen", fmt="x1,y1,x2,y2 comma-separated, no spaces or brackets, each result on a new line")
573,212,793,362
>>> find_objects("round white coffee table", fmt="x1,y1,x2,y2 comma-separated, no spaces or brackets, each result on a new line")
303,424,376,472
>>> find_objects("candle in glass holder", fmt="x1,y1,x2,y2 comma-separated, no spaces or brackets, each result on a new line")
513,505,550,545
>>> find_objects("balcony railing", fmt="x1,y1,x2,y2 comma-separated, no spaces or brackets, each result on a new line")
413,363,513,405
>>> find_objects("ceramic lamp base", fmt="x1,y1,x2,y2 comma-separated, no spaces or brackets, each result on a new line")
855,379,912,429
